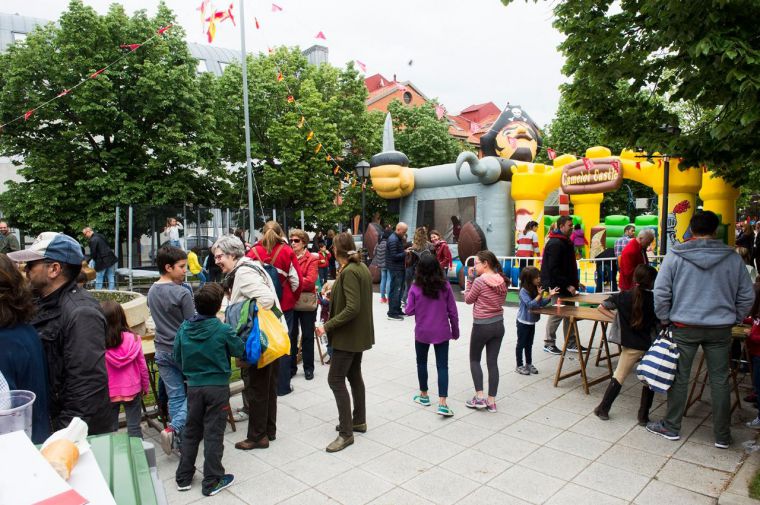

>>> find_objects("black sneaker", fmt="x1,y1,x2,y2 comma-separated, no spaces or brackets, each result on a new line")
203,474,234,496
646,420,680,441
566,343,588,352
543,345,561,355
387,315,404,321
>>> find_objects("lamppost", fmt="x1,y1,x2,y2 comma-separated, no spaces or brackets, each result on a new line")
355,160,370,238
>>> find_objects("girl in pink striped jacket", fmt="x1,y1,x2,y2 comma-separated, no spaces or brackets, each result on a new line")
463,250,508,412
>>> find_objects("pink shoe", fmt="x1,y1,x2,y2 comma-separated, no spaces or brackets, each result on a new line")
380,297,388,303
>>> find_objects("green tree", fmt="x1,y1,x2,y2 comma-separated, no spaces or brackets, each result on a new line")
541,98,654,217
0,0,230,238
213,49,378,230
503,0,760,186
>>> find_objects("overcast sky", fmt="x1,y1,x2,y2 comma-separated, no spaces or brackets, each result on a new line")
2,0,567,126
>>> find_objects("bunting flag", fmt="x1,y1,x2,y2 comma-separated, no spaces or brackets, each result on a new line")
90,68,106,79
157,24,173,35
315,143,322,154
255,17,260,29
298,116,305,128
333,165,340,175
546,148,556,160
287,95,295,103
56,89,70,98
277,71,284,82
220,3,236,26
326,154,332,162
306,131,314,141
206,17,217,43
352,179,357,188
315,31,327,40
272,3,283,12
267,47,273,54
120,44,142,52
582,157,594,170
435,105,446,120
196,0,210,24
24,109,34,121
355,60,367,72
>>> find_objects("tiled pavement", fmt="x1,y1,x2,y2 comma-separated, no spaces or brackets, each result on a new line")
141,295,759,504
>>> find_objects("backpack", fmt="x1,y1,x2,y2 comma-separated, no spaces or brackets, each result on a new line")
225,298,261,365
250,245,284,301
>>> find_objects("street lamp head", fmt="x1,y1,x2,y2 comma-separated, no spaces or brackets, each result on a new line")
355,160,370,178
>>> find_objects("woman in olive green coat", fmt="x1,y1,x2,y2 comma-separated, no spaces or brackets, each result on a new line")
315,232,374,452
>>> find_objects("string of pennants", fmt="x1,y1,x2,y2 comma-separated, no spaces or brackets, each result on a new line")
0,25,173,131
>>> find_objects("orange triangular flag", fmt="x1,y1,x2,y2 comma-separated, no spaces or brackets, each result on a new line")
277,72,283,82
287,95,295,103
326,154,332,162
90,68,106,79
157,24,173,35
56,89,70,98
306,131,314,141
207,17,216,43
315,143,322,154
333,166,339,175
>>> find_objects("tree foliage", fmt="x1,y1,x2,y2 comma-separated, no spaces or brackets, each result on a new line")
0,0,230,238
504,0,760,186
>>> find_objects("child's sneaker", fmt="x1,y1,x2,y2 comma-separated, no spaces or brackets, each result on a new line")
176,482,192,492
465,396,487,409
747,417,760,429
486,401,497,413
437,404,454,417
203,474,235,496
414,394,431,406
528,364,539,374
516,365,530,375
160,426,175,455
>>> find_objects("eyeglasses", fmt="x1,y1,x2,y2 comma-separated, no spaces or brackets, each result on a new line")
213,254,226,261
24,260,52,272
289,238,301,244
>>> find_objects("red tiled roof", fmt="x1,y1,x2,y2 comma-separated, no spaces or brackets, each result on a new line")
364,73,392,93
459,102,500,123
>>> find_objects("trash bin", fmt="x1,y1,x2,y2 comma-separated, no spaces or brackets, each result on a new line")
0,390,35,438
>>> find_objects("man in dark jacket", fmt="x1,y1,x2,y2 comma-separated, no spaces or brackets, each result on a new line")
83,227,118,290
540,216,580,354
386,222,408,320
9,232,112,435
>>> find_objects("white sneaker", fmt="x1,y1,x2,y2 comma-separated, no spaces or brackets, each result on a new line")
747,417,760,429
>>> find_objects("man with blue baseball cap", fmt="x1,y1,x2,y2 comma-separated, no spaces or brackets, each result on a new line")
8,232,112,435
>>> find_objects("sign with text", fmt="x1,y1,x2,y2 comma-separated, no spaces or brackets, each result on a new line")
560,157,623,194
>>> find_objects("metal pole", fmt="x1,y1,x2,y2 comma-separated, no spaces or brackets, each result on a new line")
239,0,256,236
361,175,366,237
300,210,305,229
115,205,120,267
660,155,670,255
128,205,133,292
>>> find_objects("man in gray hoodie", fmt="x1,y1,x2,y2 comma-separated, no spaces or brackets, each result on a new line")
647,211,754,448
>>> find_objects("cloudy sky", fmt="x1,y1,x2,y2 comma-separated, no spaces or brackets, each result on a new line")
3,0,567,125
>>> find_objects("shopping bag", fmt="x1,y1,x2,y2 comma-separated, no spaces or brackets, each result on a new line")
225,299,262,366
257,304,291,368
636,328,679,393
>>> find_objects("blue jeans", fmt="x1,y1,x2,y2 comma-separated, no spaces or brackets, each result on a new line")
379,268,390,298
170,239,181,248
415,341,449,397
96,264,116,290
155,350,187,434
318,267,329,286
387,270,405,317
197,270,207,287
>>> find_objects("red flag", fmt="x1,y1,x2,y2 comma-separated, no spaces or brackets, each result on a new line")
315,31,327,40
255,17,260,29
157,24,173,35
546,148,556,160
272,3,283,12
277,72,283,82
56,89,70,98
120,44,142,52
507,136,517,148
582,157,594,170
287,95,295,103
355,60,367,72
435,105,445,120
219,4,236,26
24,109,34,121
90,68,106,79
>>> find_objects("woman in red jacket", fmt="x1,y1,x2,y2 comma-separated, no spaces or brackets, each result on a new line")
248,221,303,395
289,228,319,380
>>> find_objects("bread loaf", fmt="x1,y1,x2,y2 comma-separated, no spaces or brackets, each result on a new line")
41,439,80,480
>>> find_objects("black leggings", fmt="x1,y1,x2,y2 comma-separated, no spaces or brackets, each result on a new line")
469,320,504,397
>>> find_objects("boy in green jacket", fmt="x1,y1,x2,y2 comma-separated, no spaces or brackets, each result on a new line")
174,283,245,497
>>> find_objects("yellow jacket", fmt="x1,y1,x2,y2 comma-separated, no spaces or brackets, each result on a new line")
187,251,202,275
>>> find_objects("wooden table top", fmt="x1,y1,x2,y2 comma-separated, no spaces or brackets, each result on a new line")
141,337,155,359
532,304,614,323
558,292,612,306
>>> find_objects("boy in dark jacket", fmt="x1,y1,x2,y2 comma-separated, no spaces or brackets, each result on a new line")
174,283,245,497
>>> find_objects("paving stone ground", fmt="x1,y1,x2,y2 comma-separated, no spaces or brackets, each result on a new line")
138,295,759,504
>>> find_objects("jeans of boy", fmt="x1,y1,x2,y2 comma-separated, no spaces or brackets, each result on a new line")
111,397,143,438
155,350,187,434
292,309,317,375
387,270,405,317
594,259,618,292
197,270,207,287
277,310,295,395
663,326,731,442
328,350,366,438
415,341,449,397
753,356,760,416
176,385,229,492
318,267,329,286
379,268,390,298
95,264,116,290
515,321,536,367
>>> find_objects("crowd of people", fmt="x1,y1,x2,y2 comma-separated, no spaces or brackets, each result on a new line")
1,210,759,498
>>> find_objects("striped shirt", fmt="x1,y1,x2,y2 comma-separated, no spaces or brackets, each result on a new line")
516,231,540,257
464,275,507,322
614,236,631,257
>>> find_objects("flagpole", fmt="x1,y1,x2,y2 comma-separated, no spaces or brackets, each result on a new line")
239,0,256,238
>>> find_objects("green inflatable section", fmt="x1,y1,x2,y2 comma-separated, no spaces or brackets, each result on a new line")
544,215,583,236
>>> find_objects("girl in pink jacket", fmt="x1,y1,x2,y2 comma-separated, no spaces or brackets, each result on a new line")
101,300,150,438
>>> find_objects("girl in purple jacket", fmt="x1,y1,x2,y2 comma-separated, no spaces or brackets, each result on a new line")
404,255,459,416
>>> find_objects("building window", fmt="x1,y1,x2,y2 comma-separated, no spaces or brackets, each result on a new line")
196,59,208,74
403,91,413,104
12,32,27,43
219,62,229,73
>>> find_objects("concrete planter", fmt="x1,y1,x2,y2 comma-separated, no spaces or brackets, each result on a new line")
89,290,150,336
